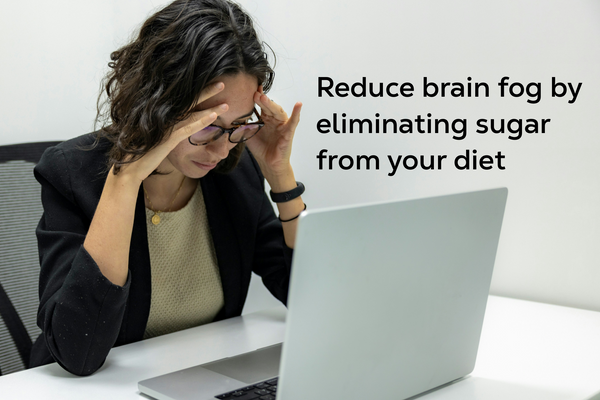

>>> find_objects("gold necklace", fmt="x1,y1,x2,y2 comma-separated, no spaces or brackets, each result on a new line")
143,175,187,225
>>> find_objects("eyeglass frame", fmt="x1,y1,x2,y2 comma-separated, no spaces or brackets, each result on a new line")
187,107,264,146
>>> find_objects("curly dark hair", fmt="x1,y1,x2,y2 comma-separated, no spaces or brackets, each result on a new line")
95,0,275,174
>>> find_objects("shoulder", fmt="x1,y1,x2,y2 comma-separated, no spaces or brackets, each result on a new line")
38,133,110,173
35,133,111,205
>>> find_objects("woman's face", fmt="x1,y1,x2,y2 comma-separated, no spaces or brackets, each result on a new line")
164,73,259,179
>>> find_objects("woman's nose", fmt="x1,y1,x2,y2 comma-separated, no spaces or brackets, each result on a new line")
206,133,236,160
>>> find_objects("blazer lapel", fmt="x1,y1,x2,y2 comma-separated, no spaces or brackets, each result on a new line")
201,174,245,319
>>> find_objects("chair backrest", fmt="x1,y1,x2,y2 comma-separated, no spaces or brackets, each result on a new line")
0,141,60,375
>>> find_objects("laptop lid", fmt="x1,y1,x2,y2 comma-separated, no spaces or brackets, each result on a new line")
138,188,507,400
276,187,507,399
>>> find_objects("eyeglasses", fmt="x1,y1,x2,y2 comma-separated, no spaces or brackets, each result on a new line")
188,108,264,146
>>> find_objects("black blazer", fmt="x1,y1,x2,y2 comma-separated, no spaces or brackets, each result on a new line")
31,133,292,376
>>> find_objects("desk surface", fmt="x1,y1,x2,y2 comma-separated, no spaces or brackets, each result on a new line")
1,296,599,400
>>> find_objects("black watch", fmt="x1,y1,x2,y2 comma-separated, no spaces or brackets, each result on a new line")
270,181,305,203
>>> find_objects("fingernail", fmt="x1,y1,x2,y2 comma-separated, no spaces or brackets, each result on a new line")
208,112,217,119
219,104,228,110
214,82,224,90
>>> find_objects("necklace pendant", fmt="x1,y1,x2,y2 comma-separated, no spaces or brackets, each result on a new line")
151,213,161,225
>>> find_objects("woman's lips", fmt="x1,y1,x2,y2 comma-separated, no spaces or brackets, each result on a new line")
192,160,218,171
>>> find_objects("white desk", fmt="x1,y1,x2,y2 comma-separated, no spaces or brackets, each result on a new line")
1,296,599,400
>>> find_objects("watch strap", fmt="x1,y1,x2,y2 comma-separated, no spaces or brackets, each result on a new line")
270,181,305,203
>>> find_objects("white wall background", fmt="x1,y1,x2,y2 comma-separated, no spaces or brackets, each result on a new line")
1,0,599,312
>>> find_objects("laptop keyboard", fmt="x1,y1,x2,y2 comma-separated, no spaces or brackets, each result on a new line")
215,377,278,400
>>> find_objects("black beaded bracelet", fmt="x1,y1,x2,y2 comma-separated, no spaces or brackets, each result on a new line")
270,181,305,203
279,203,307,223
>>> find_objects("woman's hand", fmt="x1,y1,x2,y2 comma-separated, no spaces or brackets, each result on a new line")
245,87,302,181
245,88,304,248
118,82,229,184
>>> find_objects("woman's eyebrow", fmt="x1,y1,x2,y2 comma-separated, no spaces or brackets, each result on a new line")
215,109,254,122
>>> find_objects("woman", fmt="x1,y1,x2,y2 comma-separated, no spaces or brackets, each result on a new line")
31,0,304,376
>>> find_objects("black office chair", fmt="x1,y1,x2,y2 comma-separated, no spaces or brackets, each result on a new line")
0,141,60,375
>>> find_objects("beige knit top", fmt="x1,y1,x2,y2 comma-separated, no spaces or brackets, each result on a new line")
143,183,224,339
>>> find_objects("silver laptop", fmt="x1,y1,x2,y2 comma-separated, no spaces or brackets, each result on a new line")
139,188,508,400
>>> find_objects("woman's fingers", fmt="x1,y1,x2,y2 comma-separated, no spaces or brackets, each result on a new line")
288,102,303,128
171,103,229,141
169,80,227,141
194,81,225,105
119,86,228,180
125,102,226,180
255,93,302,134
255,92,287,120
